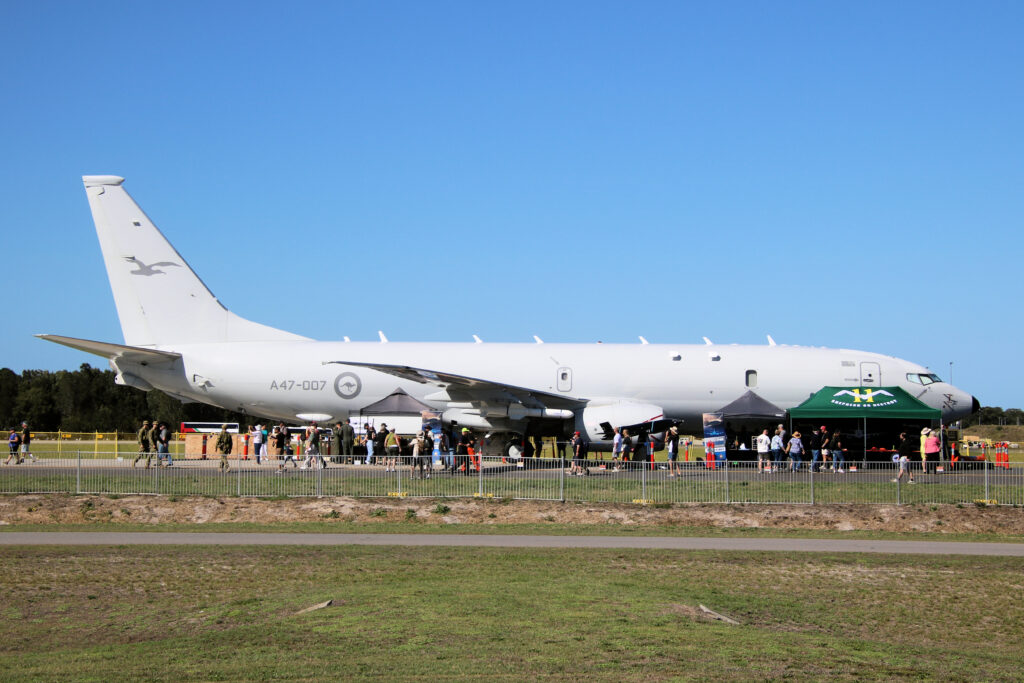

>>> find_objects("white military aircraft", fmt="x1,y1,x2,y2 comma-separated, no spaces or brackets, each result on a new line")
39,176,977,455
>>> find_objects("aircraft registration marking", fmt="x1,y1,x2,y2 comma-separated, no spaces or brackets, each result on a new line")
269,380,328,391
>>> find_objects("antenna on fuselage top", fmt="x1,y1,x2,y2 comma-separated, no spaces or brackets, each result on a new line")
533,335,544,344
638,336,649,345
473,335,482,343
378,331,388,343
703,337,713,345
766,335,776,346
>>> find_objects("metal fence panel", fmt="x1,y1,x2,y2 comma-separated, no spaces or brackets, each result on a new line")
2,452,1022,507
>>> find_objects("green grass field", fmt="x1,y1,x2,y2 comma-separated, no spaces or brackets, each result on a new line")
0,544,1021,681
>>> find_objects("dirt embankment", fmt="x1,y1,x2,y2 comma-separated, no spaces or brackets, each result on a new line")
1,495,1022,535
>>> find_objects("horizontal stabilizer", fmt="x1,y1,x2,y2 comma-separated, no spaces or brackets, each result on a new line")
37,334,181,364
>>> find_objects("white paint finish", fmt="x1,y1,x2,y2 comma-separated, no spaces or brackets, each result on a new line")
40,177,978,433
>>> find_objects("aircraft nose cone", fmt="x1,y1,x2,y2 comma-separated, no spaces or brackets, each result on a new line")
972,396,981,414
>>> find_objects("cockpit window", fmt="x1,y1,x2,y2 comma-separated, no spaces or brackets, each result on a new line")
907,373,943,385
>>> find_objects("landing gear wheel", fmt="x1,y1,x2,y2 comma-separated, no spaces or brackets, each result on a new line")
503,439,523,460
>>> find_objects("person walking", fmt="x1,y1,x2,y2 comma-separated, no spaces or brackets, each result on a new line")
770,428,785,473
611,427,623,470
156,422,172,466
830,429,845,473
363,423,376,465
341,420,355,463
6,428,20,465
251,424,264,465
216,425,233,472
133,420,153,468
894,432,916,484
785,431,804,472
19,422,36,463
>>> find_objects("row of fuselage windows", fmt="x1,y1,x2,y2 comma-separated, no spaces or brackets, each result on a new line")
743,370,942,389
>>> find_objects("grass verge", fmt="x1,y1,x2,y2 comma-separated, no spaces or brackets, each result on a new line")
0,544,1021,681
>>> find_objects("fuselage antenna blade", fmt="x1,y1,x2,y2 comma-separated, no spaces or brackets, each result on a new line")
378,330,388,343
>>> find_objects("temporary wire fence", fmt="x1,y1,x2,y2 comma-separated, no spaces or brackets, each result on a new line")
2,451,1022,506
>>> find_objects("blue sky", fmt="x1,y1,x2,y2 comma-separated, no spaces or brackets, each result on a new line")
1,1,1021,408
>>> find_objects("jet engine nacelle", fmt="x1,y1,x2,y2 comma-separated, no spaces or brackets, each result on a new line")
574,401,665,442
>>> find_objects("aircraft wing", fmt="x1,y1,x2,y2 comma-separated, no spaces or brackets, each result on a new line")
37,334,181,365
325,360,586,410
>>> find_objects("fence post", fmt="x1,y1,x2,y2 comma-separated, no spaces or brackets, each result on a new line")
76,450,81,495
317,458,323,497
478,455,483,498
725,460,730,504
896,467,901,506
237,454,241,497
155,454,160,495
559,457,565,502
984,460,989,501
810,465,815,505
642,461,647,502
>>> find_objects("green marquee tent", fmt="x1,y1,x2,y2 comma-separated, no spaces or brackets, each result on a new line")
790,386,940,420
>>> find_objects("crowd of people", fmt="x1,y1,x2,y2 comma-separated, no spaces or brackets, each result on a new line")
751,424,846,473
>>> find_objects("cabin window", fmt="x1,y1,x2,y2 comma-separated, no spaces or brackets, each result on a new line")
745,370,758,388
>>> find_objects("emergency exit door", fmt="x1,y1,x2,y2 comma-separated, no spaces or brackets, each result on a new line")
557,367,573,392
860,362,881,386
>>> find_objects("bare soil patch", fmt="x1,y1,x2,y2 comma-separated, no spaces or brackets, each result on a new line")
1,494,1022,534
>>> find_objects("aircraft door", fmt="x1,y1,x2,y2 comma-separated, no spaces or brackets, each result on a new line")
557,367,573,392
860,362,881,386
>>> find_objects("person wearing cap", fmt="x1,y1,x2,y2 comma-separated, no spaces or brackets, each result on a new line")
156,422,172,467
456,427,474,475
665,425,681,477
133,420,153,468
341,420,355,463
216,424,233,472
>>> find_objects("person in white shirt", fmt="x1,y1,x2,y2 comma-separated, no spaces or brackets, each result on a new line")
756,428,771,473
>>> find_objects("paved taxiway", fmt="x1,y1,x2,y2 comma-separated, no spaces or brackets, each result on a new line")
1,532,1022,556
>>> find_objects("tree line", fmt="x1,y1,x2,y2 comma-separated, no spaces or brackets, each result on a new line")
1,364,251,432
1,364,1007,432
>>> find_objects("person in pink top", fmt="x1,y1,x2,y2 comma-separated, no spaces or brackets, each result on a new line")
923,428,942,475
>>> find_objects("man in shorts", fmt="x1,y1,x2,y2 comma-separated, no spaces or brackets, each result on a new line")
20,422,36,463
755,428,771,473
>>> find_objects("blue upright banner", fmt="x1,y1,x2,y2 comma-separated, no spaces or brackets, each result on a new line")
702,413,727,463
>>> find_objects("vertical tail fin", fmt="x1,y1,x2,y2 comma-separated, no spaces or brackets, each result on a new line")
83,176,307,346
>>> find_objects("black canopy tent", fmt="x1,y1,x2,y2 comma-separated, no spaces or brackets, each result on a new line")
717,391,787,420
